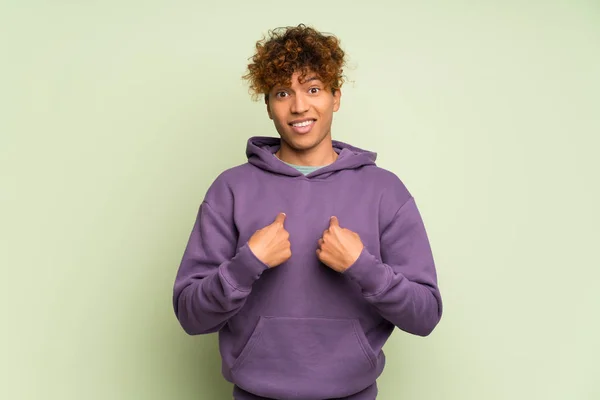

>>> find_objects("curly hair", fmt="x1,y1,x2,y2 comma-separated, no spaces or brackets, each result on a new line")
242,24,346,101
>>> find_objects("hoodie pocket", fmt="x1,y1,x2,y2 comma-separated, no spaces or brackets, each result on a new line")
231,316,378,399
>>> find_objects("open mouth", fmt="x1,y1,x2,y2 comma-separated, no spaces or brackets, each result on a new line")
289,119,316,134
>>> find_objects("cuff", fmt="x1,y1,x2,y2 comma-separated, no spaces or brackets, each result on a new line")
343,247,393,296
220,242,269,291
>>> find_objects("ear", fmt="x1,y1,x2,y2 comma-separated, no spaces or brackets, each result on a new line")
332,88,342,112
265,95,273,120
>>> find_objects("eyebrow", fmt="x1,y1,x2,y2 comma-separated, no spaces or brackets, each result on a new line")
273,76,322,92
302,76,322,84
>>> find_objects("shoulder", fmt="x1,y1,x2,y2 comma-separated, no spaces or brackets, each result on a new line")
360,164,413,206
202,162,255,205
356,166,418,237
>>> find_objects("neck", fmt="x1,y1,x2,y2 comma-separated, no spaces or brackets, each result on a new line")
275,138,338,166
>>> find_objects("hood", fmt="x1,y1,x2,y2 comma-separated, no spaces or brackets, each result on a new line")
246,136,377,179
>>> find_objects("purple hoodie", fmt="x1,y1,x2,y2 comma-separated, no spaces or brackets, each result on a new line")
173,136,443,399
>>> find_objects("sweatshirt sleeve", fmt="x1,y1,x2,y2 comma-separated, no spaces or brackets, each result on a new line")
343,196,443,336
172,200,269,335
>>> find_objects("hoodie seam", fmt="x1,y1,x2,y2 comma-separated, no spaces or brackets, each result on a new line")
218,267,251,293
380,196,414,235
363,264,394,298
304,166,374,181
203,196,233,226
201,201,253,293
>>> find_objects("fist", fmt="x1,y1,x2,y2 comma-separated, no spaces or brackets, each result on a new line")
316,216,364,273
248,213,292,268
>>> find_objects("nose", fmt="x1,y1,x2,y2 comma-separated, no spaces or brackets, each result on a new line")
291,93,309,114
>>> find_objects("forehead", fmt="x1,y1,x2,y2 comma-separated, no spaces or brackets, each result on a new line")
274,71,323,88
292,70,321,82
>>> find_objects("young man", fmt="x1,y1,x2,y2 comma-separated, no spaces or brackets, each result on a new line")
173,24,443,400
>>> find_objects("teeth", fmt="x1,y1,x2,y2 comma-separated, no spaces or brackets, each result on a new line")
292,120,314,127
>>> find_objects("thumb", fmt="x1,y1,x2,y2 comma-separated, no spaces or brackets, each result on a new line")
329,216,339,227
274,212,286,227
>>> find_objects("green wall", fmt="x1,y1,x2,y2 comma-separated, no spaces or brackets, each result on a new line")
2,1,598,399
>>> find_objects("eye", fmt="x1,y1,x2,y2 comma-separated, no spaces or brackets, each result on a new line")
309,87,321,94
275,91,289,98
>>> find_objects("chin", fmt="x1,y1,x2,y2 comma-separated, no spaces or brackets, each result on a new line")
290,128,326,141
284,135,321,151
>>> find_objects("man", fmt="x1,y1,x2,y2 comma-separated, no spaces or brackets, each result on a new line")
173,24,443,400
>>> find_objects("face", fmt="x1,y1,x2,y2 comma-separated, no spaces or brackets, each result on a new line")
266,70,341,153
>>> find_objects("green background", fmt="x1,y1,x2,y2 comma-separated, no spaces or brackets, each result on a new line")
2,1,598,399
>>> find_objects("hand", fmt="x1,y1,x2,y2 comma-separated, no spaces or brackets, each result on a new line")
316,216,364,273
248,213,292,268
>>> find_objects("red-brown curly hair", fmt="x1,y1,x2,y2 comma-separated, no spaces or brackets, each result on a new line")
242,24,346,101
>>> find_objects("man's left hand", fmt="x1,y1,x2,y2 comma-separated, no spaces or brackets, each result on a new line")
316,216,364,273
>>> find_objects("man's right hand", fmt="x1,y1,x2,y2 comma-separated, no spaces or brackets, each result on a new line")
248,213,292,268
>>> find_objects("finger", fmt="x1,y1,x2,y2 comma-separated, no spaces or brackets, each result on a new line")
274,212,286,226
329,216,340,228
318,238,324,247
